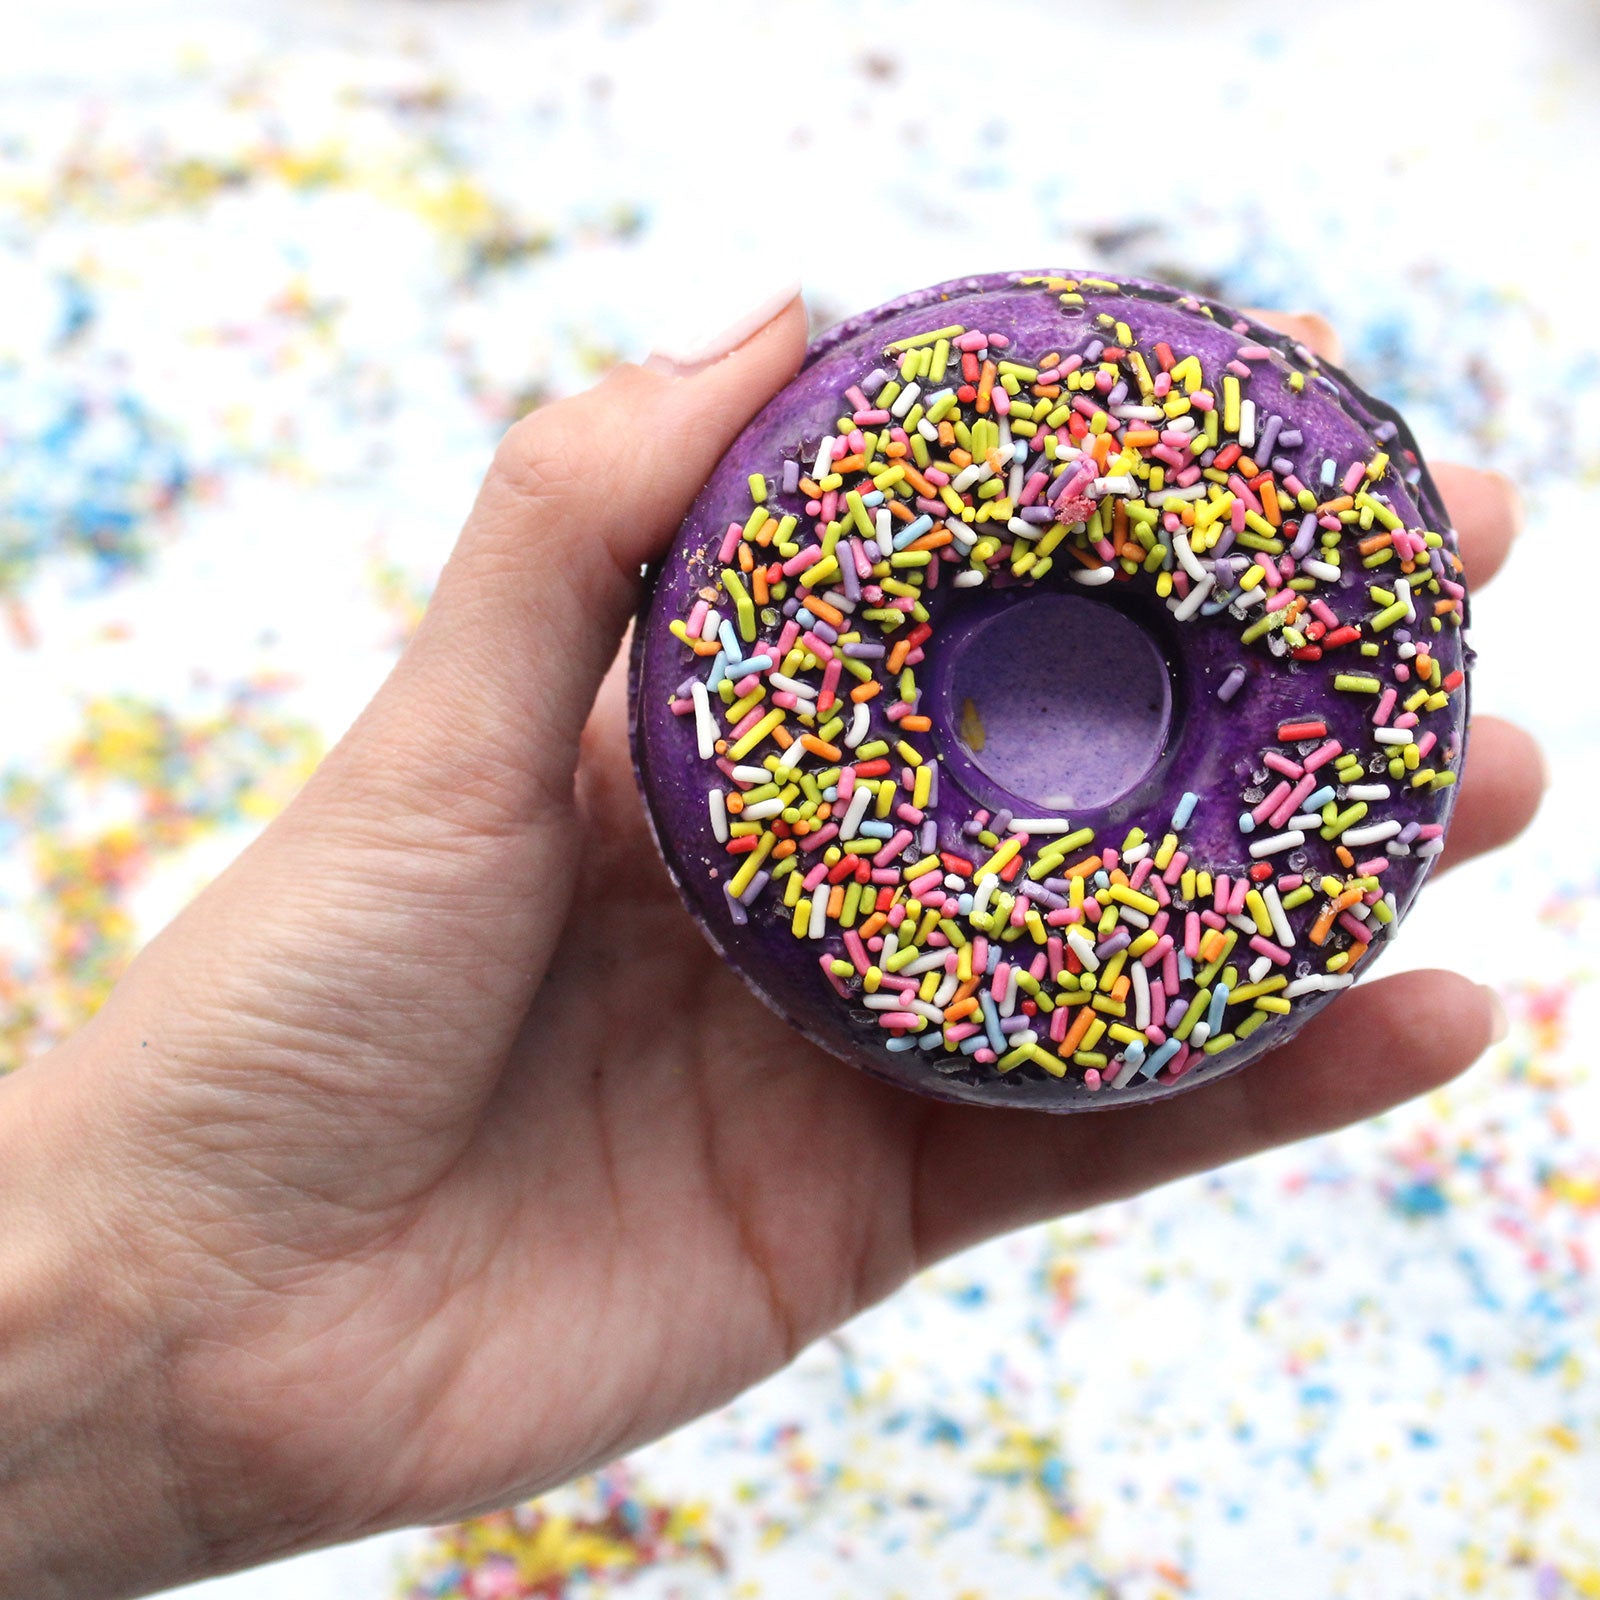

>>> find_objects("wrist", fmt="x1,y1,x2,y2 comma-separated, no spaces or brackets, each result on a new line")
0,1060,199,1599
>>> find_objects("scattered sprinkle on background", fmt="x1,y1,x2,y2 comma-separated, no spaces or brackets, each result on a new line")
2,1,1596,1595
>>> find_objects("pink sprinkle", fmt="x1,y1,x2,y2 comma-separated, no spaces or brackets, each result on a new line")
718,523,743,563
1249,935,1292,965
1253,783,1292,825
1305,739,1343,772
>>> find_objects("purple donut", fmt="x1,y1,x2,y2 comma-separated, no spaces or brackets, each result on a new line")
629,271,1471,1111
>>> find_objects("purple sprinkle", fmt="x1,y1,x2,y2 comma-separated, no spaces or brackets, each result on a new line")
739,870,770,906
1096,929,1132,960
999,1015,1031,1036
991,809,1013,836
1166,996,1189,1029
1278,429,1303,449
781,458,800,495
1218,665,1247,703
1291,515,1320,559
860,367,890,397
842,641,885,659
840,555,861,602
1255,414,1283,462
723,886,749,926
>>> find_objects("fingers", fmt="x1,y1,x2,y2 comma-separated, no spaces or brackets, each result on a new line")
911,968,1503,1263
1438,715,1548,873
1429,462,1523,586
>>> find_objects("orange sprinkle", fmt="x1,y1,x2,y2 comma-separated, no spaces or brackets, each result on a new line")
851,680,882,703
900,715,932,732
1058,1004,1096,1058
799,734,841,762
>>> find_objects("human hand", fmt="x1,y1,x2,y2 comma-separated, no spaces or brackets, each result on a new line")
0,292,1541,1597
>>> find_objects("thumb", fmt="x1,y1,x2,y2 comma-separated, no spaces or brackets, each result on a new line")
319,283,809,843
70,288,808,1149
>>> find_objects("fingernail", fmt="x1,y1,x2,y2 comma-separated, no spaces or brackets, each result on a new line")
645,276,803,377
1481,985,1509,1046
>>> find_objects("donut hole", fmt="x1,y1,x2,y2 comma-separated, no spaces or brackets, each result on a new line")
935,591,1173,813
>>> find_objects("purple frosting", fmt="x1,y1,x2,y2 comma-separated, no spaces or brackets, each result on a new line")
629,271,1471,1112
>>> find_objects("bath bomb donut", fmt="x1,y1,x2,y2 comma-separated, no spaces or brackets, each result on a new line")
629,271,1471,1111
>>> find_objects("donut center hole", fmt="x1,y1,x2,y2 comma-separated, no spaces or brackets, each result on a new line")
942,592,1173,812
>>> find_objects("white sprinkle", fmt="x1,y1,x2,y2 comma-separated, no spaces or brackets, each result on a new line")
951,461,991,492
807,892,827,939
1007,517,1040,542
1174,532,1208,581
1066,928,1100,972
810,436,835,481
972,874,999,920
1092,474,1136,497
1249,829,1306,858
1416,837,1446,857
1002,818,1080,834
844,701,871,748
1264,884,1294,948
700,608,723,642
1071,565,1117,587
1346,783,1392,801
1341,820,1403,848
1131,959,1151,1030
740,797,785,821
1239,397,1257,450
708,789,729,844
1171,573,1215,621
1111,1052,1145,1090
1301,558,1341,582
1284,973,1356,998
1247,955,1275,985
953,569,985,587
691,681,717,760
839,784,873,841
890,381,921,418
769,672,815,698
1374,728,1414,746
899,950,952,977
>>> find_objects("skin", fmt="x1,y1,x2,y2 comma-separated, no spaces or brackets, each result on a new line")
0,297,1543,1598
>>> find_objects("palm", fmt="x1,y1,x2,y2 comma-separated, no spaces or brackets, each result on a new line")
192,607,1528,1551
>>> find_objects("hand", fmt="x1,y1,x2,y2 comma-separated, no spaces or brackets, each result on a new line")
0,295,1541,1597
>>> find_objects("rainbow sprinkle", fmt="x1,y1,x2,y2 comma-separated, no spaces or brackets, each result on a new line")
662,275,1468,1094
